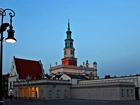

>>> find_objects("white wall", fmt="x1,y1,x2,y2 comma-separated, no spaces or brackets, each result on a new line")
8,76,18,95
50,65,98,78
8,58,19,95
71,87,120,100
71,79,78,84
13,83,71,100
71,83,135,100
43,85,70,99
119,87,135,100
9,59,18,76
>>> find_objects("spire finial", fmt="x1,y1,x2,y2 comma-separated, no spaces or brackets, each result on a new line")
68,19,70,31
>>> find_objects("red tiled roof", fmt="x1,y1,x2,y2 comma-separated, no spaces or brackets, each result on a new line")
14,57,43,80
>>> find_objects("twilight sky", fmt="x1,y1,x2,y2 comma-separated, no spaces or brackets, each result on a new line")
1,0,140,78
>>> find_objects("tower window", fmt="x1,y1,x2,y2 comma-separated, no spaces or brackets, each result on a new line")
65,43,67,48
70,50,73,54
70,42,73,47
64,51,67,55
71,50,74,55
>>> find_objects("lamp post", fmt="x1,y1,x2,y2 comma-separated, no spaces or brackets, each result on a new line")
0,8,16,105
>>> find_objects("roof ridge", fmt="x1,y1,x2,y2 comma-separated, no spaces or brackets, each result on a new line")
15,57,40,62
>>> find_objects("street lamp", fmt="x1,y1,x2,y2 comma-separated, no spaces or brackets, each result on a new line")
0,8,16,105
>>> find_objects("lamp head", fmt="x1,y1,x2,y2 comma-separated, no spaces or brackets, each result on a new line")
5,28,17,43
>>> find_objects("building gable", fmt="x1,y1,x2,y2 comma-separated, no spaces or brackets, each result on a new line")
60,74,71,80
9,56,18,77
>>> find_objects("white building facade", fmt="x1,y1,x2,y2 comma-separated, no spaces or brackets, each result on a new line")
13,79,136,101
79,75,140,99
49,64,98,80
13,79,71,100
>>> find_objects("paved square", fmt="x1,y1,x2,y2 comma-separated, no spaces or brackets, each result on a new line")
3,99,140,105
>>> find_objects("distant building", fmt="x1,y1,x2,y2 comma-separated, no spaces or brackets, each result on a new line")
79,74,140,100
49,20,98,80
8,56,45,95
2,73,10,92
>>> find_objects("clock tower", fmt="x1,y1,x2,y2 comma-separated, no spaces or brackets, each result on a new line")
61,20,77,66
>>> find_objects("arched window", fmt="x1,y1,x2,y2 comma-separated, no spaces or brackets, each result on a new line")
49,90,52,98
64,90,67,98
56,90,60,98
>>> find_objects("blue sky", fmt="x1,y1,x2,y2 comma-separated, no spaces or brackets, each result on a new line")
1,0,140,78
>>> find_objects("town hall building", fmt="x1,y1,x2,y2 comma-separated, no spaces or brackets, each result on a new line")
49,20,98,80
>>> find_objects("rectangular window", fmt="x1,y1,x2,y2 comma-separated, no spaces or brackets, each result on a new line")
10,81,12,89
64,51,66,55
131,89,133,96
12,81,15,88
121,89,124,97
127,89,129,97
70,50,72,54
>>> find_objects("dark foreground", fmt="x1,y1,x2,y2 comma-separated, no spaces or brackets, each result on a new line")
3,99,140,105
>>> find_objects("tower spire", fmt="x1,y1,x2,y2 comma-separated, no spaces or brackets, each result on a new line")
61,20,77,66
68,19,70,31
